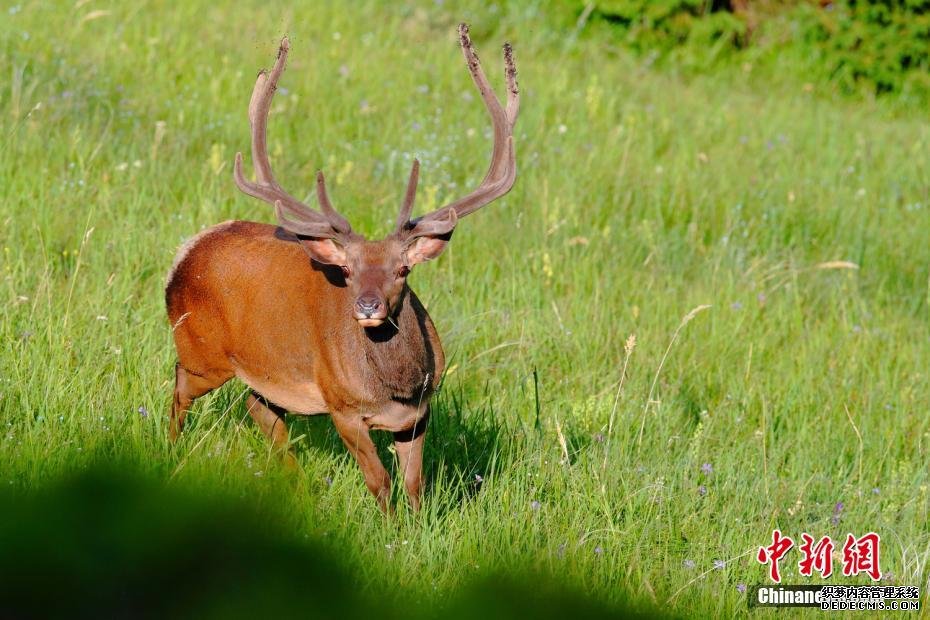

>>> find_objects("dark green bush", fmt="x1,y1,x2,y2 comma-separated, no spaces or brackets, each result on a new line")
807,1,930,95
590,1,748,54
581,0,930,98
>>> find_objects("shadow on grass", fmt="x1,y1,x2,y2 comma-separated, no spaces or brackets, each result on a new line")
420,385,513,502
267,382,514,513
173,377,510,511
0,465,672,619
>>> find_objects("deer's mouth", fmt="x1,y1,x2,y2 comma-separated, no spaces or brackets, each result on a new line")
356,316,386,328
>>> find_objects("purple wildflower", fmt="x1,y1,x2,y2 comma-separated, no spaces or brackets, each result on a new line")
137,405,148,418
737,583,747,593
698,485,707,496
530,500,541,511
713,559,726,570
683,559,696,569
730,301,743,310
594,546,603,555
701,463,713,475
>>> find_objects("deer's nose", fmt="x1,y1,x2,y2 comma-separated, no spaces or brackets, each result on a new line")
355,296,384,316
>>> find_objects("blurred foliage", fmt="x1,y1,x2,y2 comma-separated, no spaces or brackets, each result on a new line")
0,466,667,619
807,1,930,95
585,1,747,52
581,0,930,97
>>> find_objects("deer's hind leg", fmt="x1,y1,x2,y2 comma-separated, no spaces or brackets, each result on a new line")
246,392,298,469
170,363,232,440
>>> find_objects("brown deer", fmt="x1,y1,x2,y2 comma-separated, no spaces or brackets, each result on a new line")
165,25,519,511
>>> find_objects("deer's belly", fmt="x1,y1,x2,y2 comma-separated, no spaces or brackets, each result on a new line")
235,369,329,414
362,399,429,433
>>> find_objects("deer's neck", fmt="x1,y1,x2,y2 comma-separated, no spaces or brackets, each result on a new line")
355,287,441,403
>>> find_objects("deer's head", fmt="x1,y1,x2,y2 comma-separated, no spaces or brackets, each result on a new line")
233,25,519,328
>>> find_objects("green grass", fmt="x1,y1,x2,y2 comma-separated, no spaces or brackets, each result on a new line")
1,1,929,616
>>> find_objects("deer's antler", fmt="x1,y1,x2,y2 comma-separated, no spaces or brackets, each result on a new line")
399,24,519,237
234,37,352,238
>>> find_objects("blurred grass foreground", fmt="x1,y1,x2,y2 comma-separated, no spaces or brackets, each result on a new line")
0,465,660,619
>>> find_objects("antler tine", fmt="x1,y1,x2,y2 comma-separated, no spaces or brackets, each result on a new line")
315,172,352,234
409,24,519,233
503,41,519,124
274,200,340,238
394,159,420,234
248,37,290,186
233,37,352,234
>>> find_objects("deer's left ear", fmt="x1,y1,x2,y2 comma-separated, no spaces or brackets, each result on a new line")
403,210,457,266
405,230,454,265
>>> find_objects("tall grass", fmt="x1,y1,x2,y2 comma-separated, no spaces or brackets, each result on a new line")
1,1,928,616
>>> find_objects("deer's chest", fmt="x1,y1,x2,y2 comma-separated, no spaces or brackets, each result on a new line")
317,300,443,411
363,335,436,402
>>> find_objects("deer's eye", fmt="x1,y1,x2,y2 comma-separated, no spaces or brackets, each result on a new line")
340,266,351,278
397,265,410,278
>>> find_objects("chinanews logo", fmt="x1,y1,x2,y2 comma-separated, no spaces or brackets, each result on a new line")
749,530,922,611
757,530,881,582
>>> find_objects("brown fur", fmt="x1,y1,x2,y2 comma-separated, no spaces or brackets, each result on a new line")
166,221,443,510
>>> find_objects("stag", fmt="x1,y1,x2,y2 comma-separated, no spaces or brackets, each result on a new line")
165,25,519,510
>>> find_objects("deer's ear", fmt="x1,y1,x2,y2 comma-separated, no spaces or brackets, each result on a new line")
405,230,453,266
300,238,347,266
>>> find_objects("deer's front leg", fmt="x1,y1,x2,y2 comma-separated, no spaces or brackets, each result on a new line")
394,409,429,511
331,412,391,511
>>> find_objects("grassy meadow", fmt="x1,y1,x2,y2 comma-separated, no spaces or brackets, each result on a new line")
1,0,929,616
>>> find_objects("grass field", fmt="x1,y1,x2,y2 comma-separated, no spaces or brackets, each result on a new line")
1,1,929,616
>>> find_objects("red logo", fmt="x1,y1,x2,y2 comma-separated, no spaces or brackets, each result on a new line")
757,530,794,583
757,531,882,582
799,533,834,578
842,532,882,581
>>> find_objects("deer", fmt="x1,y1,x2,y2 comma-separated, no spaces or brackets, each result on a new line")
164,24,519,511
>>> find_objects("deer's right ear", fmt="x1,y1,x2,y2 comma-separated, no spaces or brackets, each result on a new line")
300,238,347,266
